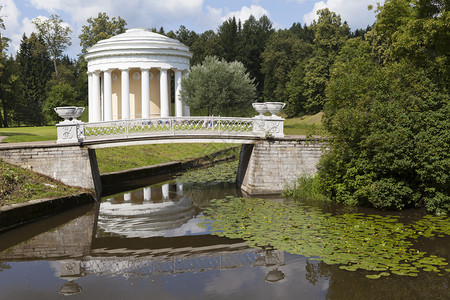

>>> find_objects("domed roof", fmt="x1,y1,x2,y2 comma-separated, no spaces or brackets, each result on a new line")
85,27,192,72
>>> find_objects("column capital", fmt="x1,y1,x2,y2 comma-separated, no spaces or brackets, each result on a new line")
141,68,150,72
120,68,130,72
88,70,100,75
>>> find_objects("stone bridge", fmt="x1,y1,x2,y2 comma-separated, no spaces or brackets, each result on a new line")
0,116,325,197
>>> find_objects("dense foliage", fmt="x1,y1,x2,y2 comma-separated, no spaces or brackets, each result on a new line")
318,0,449,213
181,56,256,116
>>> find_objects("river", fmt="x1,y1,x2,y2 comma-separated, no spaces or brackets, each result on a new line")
0,176,449,299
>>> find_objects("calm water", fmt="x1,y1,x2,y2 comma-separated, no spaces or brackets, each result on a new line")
0,180,449,300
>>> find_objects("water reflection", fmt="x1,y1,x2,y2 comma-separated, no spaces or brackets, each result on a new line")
0,181,449,299
98,183,200,238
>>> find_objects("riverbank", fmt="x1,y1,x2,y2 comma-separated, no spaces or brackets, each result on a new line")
0,145,240,231
0,193,95,232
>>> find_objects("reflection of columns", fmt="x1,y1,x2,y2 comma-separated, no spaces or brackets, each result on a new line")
176,183,183,196
162,183,169,199
124,192,131,201
175,70,183,117
88,73,93,122
121,69,130,119
143,187,151,201
104,70,113,121
141,69,150,118
160,69,169,117
92,71,101,122
182,71,190,116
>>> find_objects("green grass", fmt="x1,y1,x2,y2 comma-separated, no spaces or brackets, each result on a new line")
283,112,326,136
0,159,87,207
0,126,57,143
96,143,238,173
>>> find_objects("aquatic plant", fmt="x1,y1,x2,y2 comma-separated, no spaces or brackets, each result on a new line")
201,197,450,279
176,160,238,184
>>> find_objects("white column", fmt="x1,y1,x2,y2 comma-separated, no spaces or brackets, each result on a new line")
182,71,190,116
175,70,183,117
92,71,101,122
141,69,150,118
143,187,151,201
121,69,130,119
176,183,183,196
88,72,93,122
162,183,169,200
124,192,131,202
159,68,169,117
104,70,113,121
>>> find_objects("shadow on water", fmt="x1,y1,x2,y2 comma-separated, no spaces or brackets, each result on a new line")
0,177,449,299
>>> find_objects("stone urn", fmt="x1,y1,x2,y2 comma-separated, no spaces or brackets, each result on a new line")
265,102,285,117
54,107,85,122
252,102,268,116
59,281,82,296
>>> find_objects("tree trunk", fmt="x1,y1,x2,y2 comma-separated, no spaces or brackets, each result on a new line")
53,57,58,77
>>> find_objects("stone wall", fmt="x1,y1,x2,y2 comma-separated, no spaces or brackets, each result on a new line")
0,143,100,191
0,207,97,260
237,138,326,195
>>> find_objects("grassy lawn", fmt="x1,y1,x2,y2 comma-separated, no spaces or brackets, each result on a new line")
283,112,327,136
96,143,238,173
0,159,87,207
0,126,57,143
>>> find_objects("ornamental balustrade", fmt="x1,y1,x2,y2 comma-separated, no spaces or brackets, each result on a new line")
55,103,285,144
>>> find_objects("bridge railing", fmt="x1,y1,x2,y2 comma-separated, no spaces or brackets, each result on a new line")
56,116,284,144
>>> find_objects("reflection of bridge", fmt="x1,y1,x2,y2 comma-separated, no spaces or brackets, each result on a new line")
63,234,285,280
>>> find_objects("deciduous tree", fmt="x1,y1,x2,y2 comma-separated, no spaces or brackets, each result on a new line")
181,56,256,116
32,15,72,78
78,12,127,54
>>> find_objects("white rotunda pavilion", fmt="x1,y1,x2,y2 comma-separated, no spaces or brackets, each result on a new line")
85,28,193,122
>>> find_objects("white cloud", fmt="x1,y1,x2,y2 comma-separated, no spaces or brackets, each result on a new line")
28,0,206,28
2,0,20,35
303,0,379,30
222,5,270,23
22,0,208,56
9,17,34,53
28,0,62,12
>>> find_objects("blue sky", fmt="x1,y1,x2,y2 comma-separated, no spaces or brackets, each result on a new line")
1,0,381,58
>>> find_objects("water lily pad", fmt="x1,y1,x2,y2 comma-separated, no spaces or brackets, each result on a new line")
201,196,450,279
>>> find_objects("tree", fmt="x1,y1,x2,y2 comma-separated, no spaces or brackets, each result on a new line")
303,8,349,113
317,1,450,213
43,82,78,123
16,33,53,125
175,25,198,47
181,56,256,116
0,54,24,127
217,17,240,62
237,15,274,98
261,30,312,103
32,14,72,77
78,12,127,54
367,0,449,88
190,30,221,66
